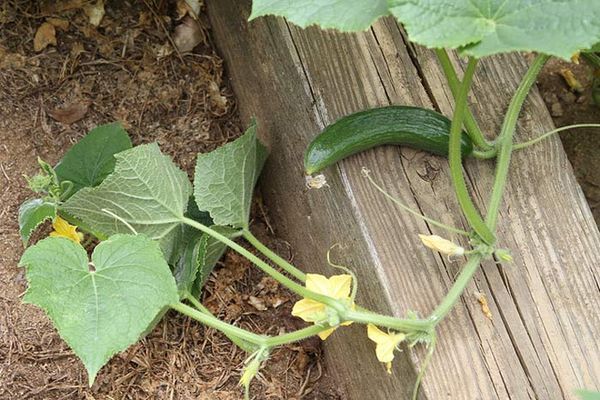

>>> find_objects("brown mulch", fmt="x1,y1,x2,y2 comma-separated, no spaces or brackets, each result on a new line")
0,1,341,399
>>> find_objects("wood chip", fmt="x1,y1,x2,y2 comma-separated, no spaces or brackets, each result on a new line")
83,0,105,27
48,101,89,125
173,16,203,53
47,17,69,31
33,22,57,52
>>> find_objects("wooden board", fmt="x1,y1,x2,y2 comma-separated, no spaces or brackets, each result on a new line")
206,2,600,399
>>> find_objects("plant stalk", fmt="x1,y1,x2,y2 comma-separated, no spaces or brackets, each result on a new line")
181,217,346,314
242,230,306,282
448,57,495,244
435,49,493,151
485,54,549,230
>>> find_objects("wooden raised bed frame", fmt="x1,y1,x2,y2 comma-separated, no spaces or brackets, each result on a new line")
207,2,600,399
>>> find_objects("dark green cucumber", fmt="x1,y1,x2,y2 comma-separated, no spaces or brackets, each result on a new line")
304,106,473,175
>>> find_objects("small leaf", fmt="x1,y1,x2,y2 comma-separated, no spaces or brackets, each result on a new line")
388,0,600,60
19,234,179,384
33,22,57,52
18,199,56,245
55,123,132,196
249,0,389,31
175,226,239,297
62,143,192,261
194,226,240,295
194,121,267,228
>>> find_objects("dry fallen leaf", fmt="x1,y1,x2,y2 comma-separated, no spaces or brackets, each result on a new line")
173,16,203,53
49,101,89,125
33,22,57,52
248,296,267,311
176,0,201,20
208,81,227,111
83,0,105,27
47,17,69,31
474,291,493,321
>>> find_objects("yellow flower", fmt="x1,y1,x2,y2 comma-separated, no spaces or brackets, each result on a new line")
49,217,82,244
418,234,464,256
367,324,406,374
291,273,353,340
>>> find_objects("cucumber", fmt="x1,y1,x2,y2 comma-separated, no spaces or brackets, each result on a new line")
304,106,473,175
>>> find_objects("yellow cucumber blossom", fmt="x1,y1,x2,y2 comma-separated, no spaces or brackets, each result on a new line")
49,217,82,244
291,273,354,340
367,324,406,374
418,234,464,257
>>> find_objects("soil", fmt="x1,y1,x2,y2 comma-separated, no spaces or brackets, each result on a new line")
1,2,598,400
0,1,340,399
537,57,600,224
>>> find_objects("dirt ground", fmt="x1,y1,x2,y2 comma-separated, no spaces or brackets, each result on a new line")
0,2,598,400
537,58,600,224
0,1,340,399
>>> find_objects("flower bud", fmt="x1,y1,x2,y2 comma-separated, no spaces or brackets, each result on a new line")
418,234,464,256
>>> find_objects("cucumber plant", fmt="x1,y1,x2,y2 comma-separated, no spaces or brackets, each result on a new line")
16,1,600,399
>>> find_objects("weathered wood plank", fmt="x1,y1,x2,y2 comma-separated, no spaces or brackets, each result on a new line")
206,2,600,399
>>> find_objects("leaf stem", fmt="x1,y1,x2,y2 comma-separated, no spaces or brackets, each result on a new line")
428,255,483,324
242,230,307,282
448,57,495,244
184,292,255,351
485,54,549,230
512,123,600,150
181,217,347,314
435,49,493,151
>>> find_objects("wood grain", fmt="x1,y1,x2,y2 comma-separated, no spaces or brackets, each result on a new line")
206,2,600,399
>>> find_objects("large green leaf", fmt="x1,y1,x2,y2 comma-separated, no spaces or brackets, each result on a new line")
389,0,600,60
18,198,56,245
249,0,389,31
193,122,267,229
19,235,178,384
577,390,600,400
55,123,132,196
62,143,192,261
251,0,600,60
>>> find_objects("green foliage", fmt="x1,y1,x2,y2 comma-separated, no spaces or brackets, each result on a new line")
62,143,192,261
577,390,600,400
55,123,132,197
249,0,389,31
194,122,267,229
389,0,600,60
19,235,178,384
251,0,600,60
18,199,56,245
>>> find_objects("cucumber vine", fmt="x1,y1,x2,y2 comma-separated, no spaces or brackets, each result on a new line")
16,1,600,399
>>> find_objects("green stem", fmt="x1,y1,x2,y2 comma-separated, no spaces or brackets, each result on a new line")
263,325,329,346
181,217,347,314
428,255,482,324
513,123,600,150
173,301,335,347
172,301,266,345
184,292,255,351
242,230,307,282
346,309,432,332
435,49,493,151
485,54,549,230
448,57,496,244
